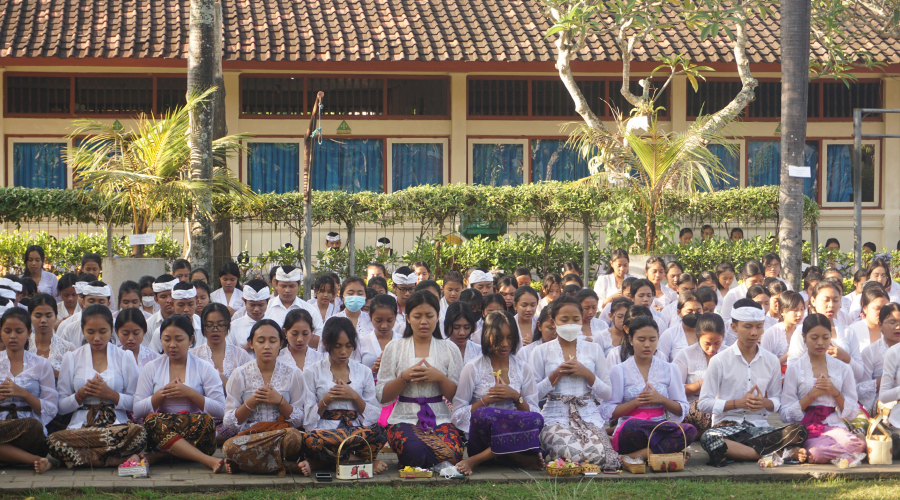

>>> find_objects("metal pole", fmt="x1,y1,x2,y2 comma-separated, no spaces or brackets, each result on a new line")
853,109,863,272
348,225,356,277
303,91,324,300
582,217,590,286
810,221,818,267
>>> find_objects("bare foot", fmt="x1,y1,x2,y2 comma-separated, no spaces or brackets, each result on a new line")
372,460,387,475
34,458,51,474
225,460,237,474
297,460,311,476
787,447,808,463
455,458,476,476
210,458,225,473
509,452,544,471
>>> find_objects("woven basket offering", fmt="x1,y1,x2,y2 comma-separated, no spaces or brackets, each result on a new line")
621,457,646,474
647,422,688,472
546,464,582,477
580,464,601,473
399,466,433,478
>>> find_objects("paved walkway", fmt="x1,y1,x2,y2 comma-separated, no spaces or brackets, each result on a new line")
1,446,899,494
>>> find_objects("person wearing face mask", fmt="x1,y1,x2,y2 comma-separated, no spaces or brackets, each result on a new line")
452,310,544,475
531,296,619,468
221,319,308,476
674,313,725,437
656,292,705,363
720,261,766,324
320,278,371,351
138,275,159,316
298,318,389,477
601,316,696,462
698,300,808,467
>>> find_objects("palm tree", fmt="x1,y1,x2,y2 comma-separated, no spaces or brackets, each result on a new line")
67,89,261,257
569,113,736,252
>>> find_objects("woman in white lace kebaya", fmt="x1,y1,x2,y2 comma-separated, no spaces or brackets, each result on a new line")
277,309,324,371
115,308,159,370
858,304,900,413
190,303,252,444
299,317,388,476
531,296,619,467
47,305,146,468
0,308,58,473
222,319,308,476
452,310,543,475
780,314,864,463
377,291,464,468
27,293,75,378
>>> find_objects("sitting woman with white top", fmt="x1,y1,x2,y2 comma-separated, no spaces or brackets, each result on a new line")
210,261,243,315
532,296,619,468
513,287,539,347
595,249,636,305
603,316,696,461
673,313,725,437
745,285,778,331
359,294,400,426
116,307,159,370
452,310,544,475
720,260,766,322
594,297,632,357
656,291,704,363
27,293,75,378
645,257,673,308
299,317,388,476
47,305,145,468
278,309,324,371
0,308,58,474
134,315,227,472
598,277,637,325
859,303,900,413
606,305,655,368
444,301,481,364
519,308,556,365
576,289,608,343
376,291,464,468
780,314,865,464
761,291,805,370
190,303,252,445
329,277,372,338
221,319,308,476
850,283,890,350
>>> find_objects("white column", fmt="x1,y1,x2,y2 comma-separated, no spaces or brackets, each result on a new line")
449,73,467,184
882,76,900,249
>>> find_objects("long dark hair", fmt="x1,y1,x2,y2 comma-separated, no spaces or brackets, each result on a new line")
403,290,442,339
443,301,477,340
621,315,658,363
481,310,520,356
158,314,196,352
620,305,654,362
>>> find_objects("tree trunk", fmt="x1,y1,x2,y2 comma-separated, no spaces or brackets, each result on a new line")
187,0,217,271
778,0,811,290
210,2,231,284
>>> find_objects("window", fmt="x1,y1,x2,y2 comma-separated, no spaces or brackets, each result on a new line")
12,142,67,189
469,140,525,186
247,143,300,194
608,80,669,118
531,140,589,182
157,78,188,114
74,77,153,114
823,141,879,206
468,79,528,117
707,143,741,190
6,76,70,114
311,78,384,116
241,77,305,116
386,79,448,116
747,141,818,200
821,81,881,118
531,80,606,118
388,140,446,191
312,139,383,192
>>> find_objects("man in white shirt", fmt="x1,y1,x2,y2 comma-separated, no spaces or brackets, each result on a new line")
698,299,808,466
144,274,178,342
227,279,270,351
60,279,112,346
147,280,204,351
263,265,324,336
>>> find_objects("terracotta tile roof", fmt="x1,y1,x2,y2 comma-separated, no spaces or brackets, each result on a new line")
1,0,898,64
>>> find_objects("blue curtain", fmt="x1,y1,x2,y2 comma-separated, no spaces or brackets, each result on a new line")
531,139,589,182
248,143,300,193
707,144,740,190
392,142,443,191
747,140,818,199
472,143,523,186
312,139,383,193
13,143,66,189
826,144,874,202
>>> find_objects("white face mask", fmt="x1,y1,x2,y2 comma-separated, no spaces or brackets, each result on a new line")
556,323,581,342
142,296,156,308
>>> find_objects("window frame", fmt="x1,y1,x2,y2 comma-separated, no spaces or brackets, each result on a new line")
821,139,881,209
386,138,449,192
706,138,744,191
744,137,822,204
467,138,530,186
5,136,72,188
239,136,304,194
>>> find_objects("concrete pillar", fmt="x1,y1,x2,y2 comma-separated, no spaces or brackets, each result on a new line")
449,73,468,184
883,77,900,250
223,71,242,259
0,68,5,187
670,75,687,133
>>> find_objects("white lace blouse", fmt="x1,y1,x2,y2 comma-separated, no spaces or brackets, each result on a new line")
277,347,324,371
133,353,226,419
859,338,891,411
358,332,401,366
190,343,253,379
307,298,338,323
223,360,307,431
27,333,75,371
672,342,717,402
211,287,243,311
787,322,864,382
135,345,161,369
878,342,900,427
451,354,538,434
600,356,688,430
761,323,794,359
531,339,611,427
57,343,140,429
302,358,381,430
0,350,58,434
375,336,463,426
780,354,858,429
656,324,694,363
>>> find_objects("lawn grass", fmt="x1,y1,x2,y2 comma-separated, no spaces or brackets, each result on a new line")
7,478,900,500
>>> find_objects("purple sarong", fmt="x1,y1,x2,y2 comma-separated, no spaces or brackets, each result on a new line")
468,406,544,456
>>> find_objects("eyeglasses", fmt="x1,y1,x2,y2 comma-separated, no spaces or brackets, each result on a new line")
203,323,228,332
395,286,415,294
765,265,780,270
